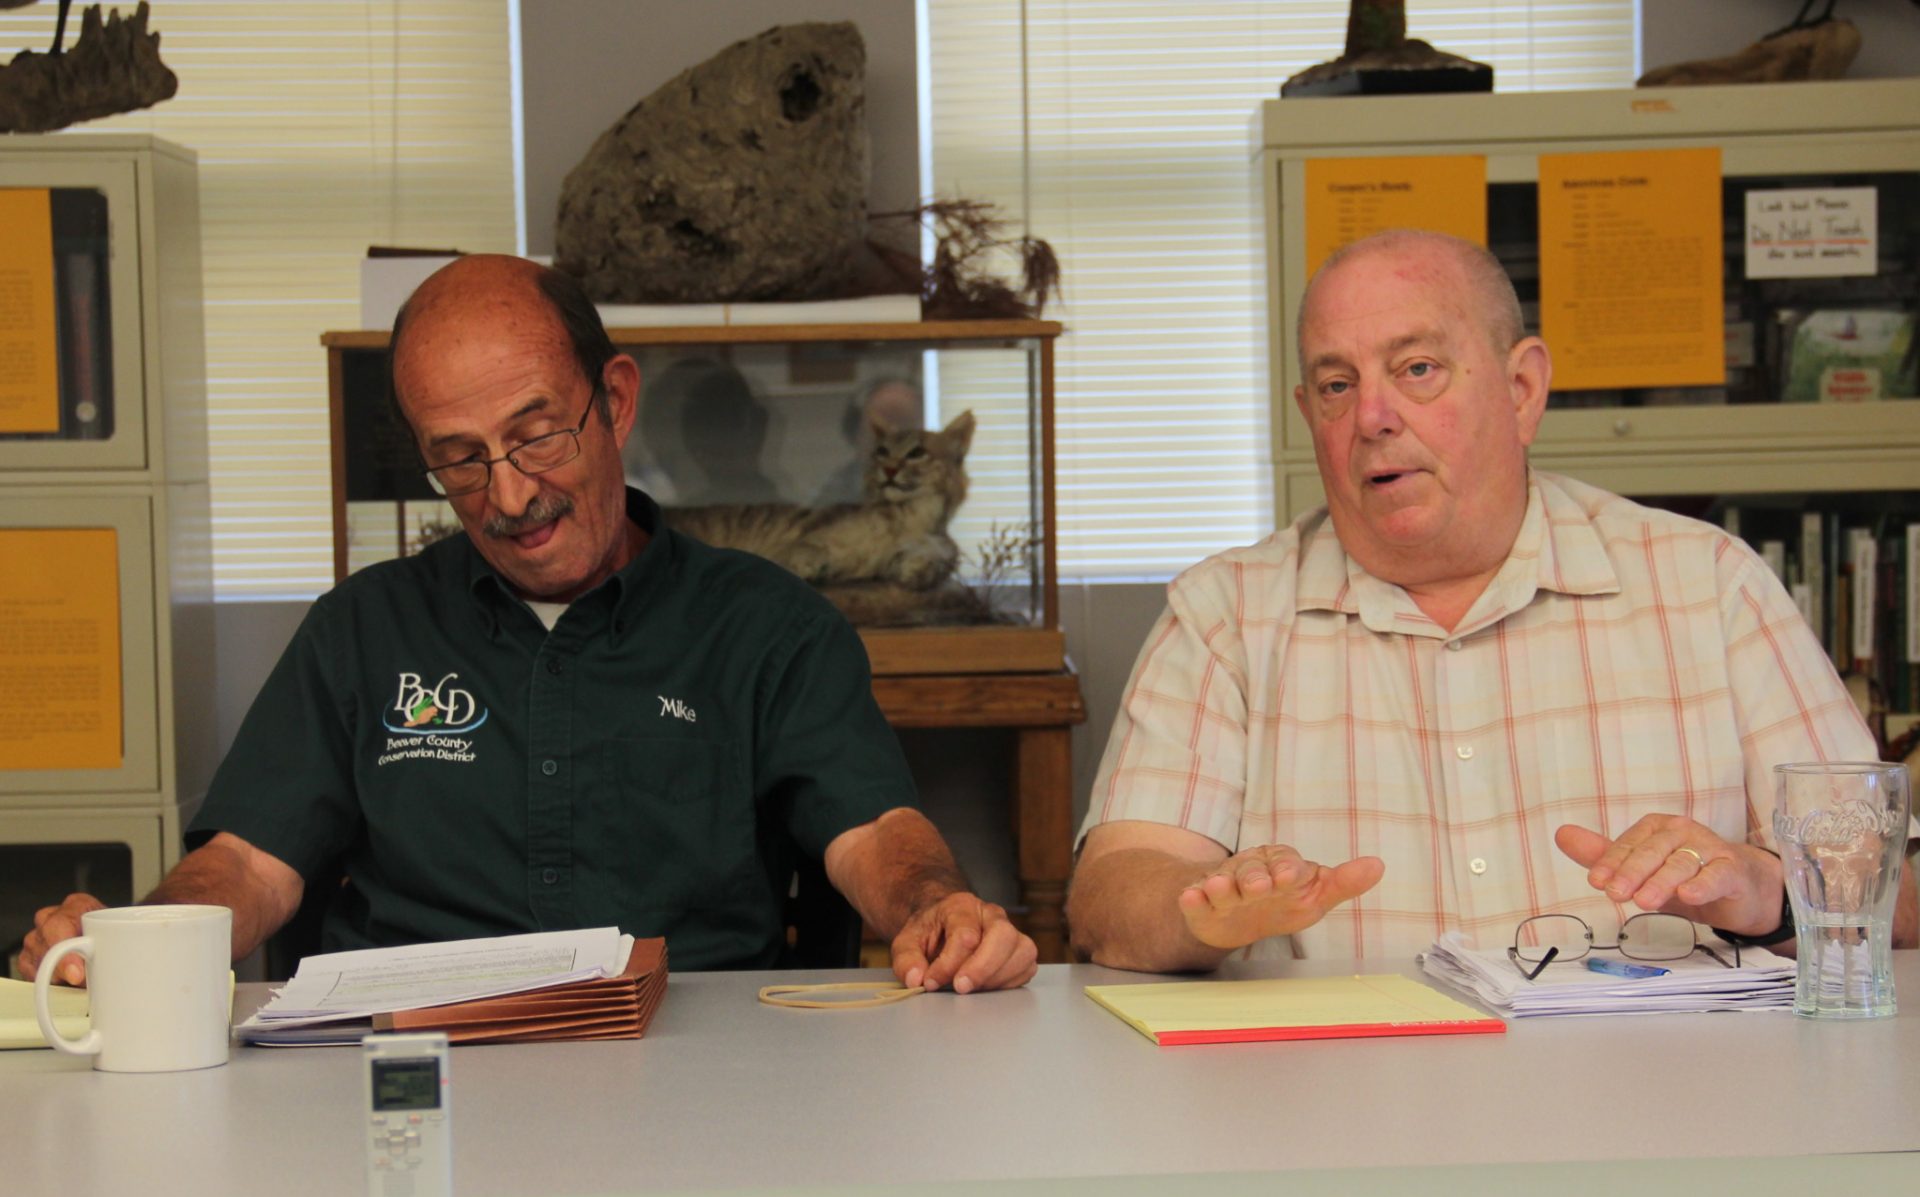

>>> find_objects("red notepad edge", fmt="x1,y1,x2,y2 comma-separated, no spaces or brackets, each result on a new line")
1155,1018,1506,1046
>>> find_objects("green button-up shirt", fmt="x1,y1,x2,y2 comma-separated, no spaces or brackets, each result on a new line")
190,489,913,968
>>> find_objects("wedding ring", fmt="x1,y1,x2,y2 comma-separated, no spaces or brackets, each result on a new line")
1672,846,1706,870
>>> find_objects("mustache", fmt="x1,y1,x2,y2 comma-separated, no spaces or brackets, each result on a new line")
484,493,573,539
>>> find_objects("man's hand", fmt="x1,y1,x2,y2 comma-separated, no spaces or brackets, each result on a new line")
890,892,1038,994
1554,816,1784,937
1177,845,1385,951
20,893,107,986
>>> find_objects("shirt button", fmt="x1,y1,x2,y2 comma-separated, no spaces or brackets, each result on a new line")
1456,744,1474,760
541,759,558,776
542,868,559,885
545,657,563,675
1446,640,1463,652
1469,857,1488,876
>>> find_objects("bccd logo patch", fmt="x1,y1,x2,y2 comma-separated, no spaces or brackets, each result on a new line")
383,672,489,735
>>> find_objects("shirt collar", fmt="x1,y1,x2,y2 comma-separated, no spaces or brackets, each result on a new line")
463,486,669,641
1296,472,1621,639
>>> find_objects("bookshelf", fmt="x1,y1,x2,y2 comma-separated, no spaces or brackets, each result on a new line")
0,136,215,970
1254,79,1920,750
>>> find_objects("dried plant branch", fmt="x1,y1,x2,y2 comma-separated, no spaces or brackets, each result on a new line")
872,199,1059,319
967,519,1040,620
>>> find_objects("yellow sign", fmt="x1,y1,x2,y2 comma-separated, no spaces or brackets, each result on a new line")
1538,148,1725,391
0,189,62,434
1303,155,1488,277
0,529,123,771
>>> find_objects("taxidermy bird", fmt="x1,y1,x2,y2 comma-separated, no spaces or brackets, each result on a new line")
0,0,75,56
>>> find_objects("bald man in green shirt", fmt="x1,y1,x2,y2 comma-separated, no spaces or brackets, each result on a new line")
26,256,1037,995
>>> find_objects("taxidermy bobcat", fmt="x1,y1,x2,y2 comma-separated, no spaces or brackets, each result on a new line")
665,411,975,590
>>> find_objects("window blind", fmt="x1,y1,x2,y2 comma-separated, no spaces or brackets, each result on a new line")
925,1,1636,578
0,2,516,599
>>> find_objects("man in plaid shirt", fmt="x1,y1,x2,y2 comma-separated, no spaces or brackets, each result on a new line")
1068,229,1917,969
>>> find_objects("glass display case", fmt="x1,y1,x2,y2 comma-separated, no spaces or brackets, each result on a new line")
325,319,1065,674
0,136,213,970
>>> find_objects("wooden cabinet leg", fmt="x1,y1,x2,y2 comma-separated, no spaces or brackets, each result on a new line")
1013,726,1073,963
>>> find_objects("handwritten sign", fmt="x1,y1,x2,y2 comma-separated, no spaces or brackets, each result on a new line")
1538,147,1725,392
1303,155,1487,277
1745,187,1877,279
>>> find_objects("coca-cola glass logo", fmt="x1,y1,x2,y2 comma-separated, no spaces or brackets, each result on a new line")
1774,798,1904,846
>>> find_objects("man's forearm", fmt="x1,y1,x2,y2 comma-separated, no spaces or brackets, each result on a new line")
825,808,969,938
1066,847,1231,974
145,835,304,964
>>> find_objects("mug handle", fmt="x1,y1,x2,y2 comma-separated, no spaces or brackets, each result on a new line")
34,938,104,1057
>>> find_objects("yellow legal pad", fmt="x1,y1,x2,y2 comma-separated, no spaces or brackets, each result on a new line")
0,978,89,1049
1085,974,1504,1046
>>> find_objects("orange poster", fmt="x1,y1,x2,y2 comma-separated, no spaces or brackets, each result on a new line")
1303,155,1487,276
0,188,61,433
1538,148,1725,391
0,529,123,771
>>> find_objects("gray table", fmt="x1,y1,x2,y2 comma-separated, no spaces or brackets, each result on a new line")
4,957,1918,1195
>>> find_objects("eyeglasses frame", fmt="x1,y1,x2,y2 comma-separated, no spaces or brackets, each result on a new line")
1507,911,1740,981
421,387,603,498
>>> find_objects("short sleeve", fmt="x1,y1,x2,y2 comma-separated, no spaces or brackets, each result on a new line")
1079,563,1256,854
754,609,915,857
186,596,364,880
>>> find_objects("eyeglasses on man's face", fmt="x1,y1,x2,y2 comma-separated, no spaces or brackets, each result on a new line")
422,392,600,498
1508,912,1739,981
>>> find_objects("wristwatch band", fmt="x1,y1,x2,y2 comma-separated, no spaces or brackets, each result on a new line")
1712,847,1797,947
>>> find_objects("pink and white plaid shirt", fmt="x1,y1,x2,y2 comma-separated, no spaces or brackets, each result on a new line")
1082,471,1874,961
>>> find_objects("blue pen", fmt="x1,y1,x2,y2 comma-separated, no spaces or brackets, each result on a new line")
1587,957,1669,979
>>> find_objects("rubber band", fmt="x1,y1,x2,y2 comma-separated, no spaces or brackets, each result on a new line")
757,981,925,1009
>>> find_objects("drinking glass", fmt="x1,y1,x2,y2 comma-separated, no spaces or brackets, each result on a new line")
1773,762,1911,1019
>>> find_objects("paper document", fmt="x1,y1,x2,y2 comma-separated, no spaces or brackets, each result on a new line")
1421,931,1793,1017
241,927,633,1030
1086,974,1503,1046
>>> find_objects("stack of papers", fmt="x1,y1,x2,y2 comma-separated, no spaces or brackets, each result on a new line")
1420,931,1794,1016
238,927,667,1046
1086,974,1505,1045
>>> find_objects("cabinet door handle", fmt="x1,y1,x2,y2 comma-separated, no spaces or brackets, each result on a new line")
1612,418,1632,437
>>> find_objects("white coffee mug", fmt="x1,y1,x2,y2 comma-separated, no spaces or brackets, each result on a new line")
33,904,233,1073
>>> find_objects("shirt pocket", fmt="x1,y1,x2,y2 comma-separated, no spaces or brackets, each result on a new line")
590,736,758,914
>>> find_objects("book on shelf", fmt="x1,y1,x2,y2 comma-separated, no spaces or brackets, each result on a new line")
1801,512,1824,647
1717,501,1920,724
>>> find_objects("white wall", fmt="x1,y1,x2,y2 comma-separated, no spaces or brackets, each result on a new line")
517,0,921,258
1641,1,1920,80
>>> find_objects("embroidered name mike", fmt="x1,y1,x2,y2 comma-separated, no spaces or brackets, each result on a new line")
659,695,697,724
